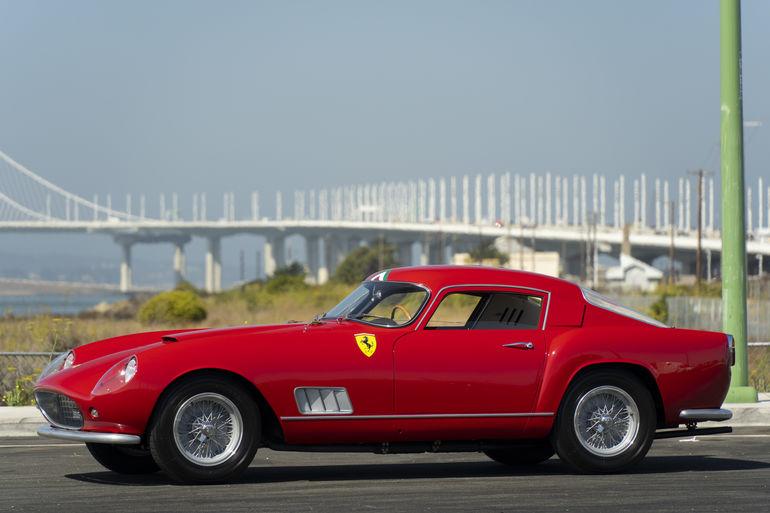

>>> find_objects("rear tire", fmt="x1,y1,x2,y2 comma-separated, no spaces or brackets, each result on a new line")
149,376,260,483
551,369,656,473
484,441,554,466
86,443,160,474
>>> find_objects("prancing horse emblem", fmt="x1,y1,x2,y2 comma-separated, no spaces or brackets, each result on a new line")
354,333,377,357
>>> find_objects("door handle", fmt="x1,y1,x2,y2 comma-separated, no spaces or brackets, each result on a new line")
502,342,534,350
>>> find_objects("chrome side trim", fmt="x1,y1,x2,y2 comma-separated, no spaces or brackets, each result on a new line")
679,409,733,422
280,412,554,421
37,425,142,445
416,284,551,331
294,387,354,415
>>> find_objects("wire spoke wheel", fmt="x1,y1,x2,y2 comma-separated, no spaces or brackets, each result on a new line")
173,392,243,466
573,385,640,457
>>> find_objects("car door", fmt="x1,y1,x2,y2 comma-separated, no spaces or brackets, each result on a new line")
393,286,549,440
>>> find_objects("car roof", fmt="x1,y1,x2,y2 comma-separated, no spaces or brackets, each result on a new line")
372,265,586,327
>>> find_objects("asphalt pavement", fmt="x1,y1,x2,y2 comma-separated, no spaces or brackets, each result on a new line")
3,428,770,512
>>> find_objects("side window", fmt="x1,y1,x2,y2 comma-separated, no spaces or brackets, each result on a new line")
425,293,483,329
425,291,543,330
473,293,542,330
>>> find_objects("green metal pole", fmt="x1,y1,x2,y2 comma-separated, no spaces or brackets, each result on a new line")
721,0,757,403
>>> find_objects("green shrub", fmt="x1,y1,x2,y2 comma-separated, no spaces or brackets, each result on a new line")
265,263,308,294
469,242,508,265
2,374,36,406
333,244,397,284
137,290,207,325
647,294,669,324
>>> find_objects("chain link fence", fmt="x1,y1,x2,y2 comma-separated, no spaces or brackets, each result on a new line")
0,352,58,403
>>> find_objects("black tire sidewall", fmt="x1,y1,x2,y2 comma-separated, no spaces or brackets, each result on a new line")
484,441,555,466
552,370,656,473
149,376,260,483
86,443,160,474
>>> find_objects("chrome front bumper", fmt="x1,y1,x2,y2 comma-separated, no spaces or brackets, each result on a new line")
679,408,733,422
37,425,141,445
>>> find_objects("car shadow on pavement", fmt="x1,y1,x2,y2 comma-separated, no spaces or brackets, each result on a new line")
65,455,770,487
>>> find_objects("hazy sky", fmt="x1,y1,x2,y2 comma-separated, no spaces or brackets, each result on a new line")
1,1,769,283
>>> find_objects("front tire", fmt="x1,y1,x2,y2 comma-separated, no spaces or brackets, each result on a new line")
86,443,160,474
551,370,656,473
149,376,260,483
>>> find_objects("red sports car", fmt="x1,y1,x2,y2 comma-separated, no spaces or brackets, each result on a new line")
35,266,734,483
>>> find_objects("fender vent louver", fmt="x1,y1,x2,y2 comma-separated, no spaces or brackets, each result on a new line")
161,335,178,342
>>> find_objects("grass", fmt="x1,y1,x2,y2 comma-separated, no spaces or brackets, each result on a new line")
0,281,354,353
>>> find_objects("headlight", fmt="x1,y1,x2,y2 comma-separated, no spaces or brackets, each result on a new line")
37,351,74,383
91,356,138,396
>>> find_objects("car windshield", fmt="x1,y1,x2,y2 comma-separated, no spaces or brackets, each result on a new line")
323,281,429,327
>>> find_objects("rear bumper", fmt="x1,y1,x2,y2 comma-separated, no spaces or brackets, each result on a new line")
37,425,141,445
679,408,733,422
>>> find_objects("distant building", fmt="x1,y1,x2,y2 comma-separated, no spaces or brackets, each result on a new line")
605,253,663,292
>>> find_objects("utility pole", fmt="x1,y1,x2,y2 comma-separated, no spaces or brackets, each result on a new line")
688,169,711,285
721,0,756,402
669,201,676,285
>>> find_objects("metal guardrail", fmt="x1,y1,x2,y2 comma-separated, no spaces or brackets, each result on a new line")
0,352,59,398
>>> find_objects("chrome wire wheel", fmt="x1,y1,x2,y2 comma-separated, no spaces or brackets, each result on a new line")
172,392,243,467
573,385,640,457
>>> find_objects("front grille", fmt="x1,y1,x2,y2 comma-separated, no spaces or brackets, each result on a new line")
35,391,84,429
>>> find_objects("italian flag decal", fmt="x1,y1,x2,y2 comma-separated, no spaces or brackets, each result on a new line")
369,270,390,282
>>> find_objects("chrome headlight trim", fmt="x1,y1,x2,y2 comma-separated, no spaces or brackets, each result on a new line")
36,351,72,383
91,355,138,396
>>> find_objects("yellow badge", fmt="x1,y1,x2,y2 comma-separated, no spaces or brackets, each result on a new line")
355,333,377,357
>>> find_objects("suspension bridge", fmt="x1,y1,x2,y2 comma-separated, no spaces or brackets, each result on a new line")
1,148,769,293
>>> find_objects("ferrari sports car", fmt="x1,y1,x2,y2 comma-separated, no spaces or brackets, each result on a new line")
35,266,734,483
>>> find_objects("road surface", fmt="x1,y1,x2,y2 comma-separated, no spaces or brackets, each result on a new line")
3,428,770,512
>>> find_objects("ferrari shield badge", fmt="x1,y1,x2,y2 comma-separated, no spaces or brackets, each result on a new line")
355,333,377,357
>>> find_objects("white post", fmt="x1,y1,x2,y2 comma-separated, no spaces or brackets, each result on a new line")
119,241,133,293
654,179,661,230
613,179,620,228
747,186,754,233
428,179,436,221
173,242,186,285
685,178,691,231
640,173,647,228
251,191,259,221
172,193,178,221
592,174,599,223
276,191,283,221
572,175,579,226
759,178,764,231
633,179,640,228
545,172,552,225
580,176,587,227
93,194,99,221
554,176,561,226
619,175,625,228
677,178,684,231
600,175,606,226
560,176,567,226
205,237,222,293
450,177,457,222
475,174,482,224
201,192,206,221
462,175,470,224
531,173,538,224
439,178,447,222
513,174,520,225
537,175,544,225
487,173,496,222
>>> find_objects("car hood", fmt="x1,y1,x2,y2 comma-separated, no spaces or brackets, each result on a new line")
71,324,303,364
